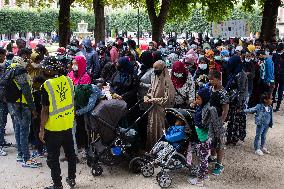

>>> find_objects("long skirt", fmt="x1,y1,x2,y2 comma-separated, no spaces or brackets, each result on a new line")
146,105,165,150
226,107,247,145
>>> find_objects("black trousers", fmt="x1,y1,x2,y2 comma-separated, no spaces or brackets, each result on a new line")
75,115,88,149
32,117,44,153
45,129,76,186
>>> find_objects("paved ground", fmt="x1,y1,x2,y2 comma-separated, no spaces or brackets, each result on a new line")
0,107,284,189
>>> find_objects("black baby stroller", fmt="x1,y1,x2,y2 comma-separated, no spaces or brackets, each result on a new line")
87,99,152,176
129,108,196,188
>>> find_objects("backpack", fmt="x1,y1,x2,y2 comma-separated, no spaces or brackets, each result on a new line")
0,67,26,103
74,84,93,109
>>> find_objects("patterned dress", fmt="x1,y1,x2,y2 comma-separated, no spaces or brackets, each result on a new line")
174,75,195,108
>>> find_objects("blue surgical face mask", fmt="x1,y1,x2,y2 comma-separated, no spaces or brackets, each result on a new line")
214,56,221,61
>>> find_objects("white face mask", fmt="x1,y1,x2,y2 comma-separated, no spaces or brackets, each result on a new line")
265,51,270,56
245,58,251,62
72,64,78,71
199,54,204,58
199,64,207,70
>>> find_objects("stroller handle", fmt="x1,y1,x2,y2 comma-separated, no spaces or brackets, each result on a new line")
128,99,144,112
121,104,155,135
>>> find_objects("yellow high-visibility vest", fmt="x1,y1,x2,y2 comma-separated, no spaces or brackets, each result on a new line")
43,75,75,131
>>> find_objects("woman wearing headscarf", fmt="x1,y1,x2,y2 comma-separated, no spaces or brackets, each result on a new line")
194,57,209,80
138,51,154,102
68,56,91,85
171,61,195,108
183,49,198,76
110,56,138,107
137,51,154,149
226,55,248,145
144,60,175,150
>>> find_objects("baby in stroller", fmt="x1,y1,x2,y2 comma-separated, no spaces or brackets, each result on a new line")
151,117,187,166
136,108,197,188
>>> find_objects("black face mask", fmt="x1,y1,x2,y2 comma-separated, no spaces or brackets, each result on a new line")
259,57,265,61
154,69,163,76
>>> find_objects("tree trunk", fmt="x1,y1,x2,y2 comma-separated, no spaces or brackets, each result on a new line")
146,0,170,42
93,0,105,44
58,0,73,47
260,0,281,42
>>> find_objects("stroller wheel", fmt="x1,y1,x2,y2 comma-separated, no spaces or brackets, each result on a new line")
129,157,145,174
156,171,163,182
158,173,172,188
91,165,103,176
141,163,154,177
87,159,92,167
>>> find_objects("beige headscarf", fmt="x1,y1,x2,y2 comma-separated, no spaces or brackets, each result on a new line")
150,60,175,107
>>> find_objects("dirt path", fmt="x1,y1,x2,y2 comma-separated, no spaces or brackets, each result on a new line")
1,108,284,189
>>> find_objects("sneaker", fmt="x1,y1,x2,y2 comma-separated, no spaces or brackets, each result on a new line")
187,177,204,187
0,147,7,156
22,159,42,168
44,185,63,189
262,148,270,154
31,151,45,158
208,156,217,164
187,176,198,185
255,149,264,156
16,155,24,162
0,140,13,148
212,163,224,176
66,177,76,188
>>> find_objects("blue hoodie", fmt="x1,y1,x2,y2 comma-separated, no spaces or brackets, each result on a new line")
261,57,274,84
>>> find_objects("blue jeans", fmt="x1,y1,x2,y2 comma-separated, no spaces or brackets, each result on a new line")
8,103,31,161
254,124,269,151
0,102,8,145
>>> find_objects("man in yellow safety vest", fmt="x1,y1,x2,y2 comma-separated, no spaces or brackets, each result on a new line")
39,56,76,189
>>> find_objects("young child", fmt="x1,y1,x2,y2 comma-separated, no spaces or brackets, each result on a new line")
151,117,186,165
208,70,229,176
31,76,45,157
243,92,273,156
187,87,212,187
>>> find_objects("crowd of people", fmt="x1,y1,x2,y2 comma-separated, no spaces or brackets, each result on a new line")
0,36,282,188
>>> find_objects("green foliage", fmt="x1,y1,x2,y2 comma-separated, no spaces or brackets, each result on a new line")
0,8,95,34
0,6,262,35
107,9,151,32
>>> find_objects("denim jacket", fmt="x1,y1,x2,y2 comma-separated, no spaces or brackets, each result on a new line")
75,85,102,116
244,104,273,127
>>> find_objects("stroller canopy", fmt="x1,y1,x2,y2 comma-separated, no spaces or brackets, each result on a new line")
165,108,198,142
165,108,194,127
90,99,128,144
92,99,128,128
